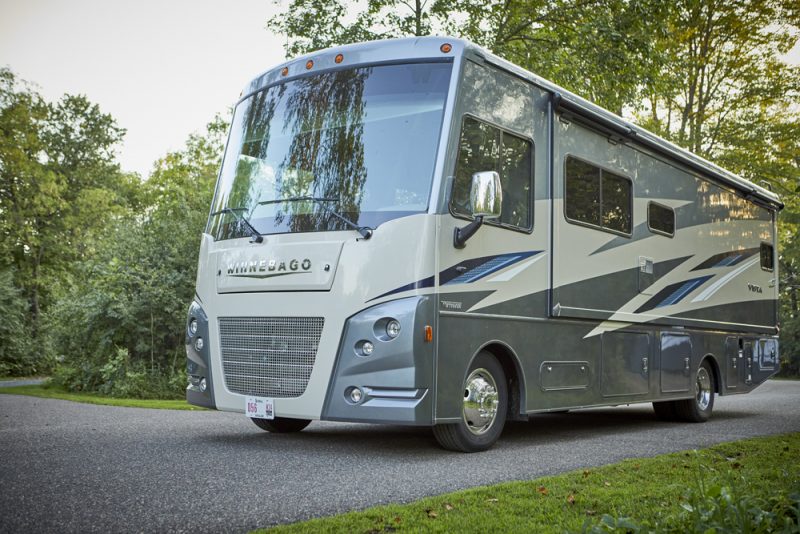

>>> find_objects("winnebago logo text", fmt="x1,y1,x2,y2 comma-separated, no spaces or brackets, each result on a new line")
228,258,312,279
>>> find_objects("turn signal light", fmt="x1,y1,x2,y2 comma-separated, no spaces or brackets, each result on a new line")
424,325,433,343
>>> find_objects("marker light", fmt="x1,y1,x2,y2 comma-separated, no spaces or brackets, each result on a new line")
281,67,289,76
440,43,452,53
306,60,314,70
349,388,363,403
361,341,374,356
194,337,204,351
189,318,198,336
335,53,344,64
386,320,401,339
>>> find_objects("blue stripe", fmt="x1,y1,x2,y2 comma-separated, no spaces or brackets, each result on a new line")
655,275,714,308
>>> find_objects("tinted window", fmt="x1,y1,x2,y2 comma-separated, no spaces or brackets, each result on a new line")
760,242,774,271
648,202,675,236
565,156,631,235
451,116,533,229
208,62,452,240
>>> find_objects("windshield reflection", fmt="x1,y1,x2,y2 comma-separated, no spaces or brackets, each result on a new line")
208,62,453,240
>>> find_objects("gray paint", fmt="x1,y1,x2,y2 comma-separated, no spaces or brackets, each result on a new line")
185,301,216,409
321,296,436,425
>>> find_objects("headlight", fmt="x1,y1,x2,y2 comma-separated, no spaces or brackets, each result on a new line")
194,337,204,351
189,318,198,336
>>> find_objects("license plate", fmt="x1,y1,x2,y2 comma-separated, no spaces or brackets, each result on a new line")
245,396,274,419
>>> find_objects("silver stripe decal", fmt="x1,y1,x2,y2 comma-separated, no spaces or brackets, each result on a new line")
691,257,759,303
487,254,546,283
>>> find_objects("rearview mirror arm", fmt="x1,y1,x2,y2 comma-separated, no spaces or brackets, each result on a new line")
453,216,484,249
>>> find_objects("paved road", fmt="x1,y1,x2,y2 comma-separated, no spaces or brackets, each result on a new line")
1,380,799,533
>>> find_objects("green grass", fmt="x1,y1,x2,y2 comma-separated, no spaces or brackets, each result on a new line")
0,384,203,410
257,433,800,533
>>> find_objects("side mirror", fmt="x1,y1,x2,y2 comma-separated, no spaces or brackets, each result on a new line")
454,171,503,248
470,171,502,219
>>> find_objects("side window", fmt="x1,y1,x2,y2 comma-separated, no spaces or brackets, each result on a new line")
760,242,774,271
648,202,675,237
451,116,533,230
565,156,632,235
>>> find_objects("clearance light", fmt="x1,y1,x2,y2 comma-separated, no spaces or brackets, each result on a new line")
440,43,452,53
335,53,344,64
424,325,433,343
281,67,289,76
306,59,314,70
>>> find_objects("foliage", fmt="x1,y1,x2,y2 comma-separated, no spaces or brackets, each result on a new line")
0,268,35,375
254,433,800,533
0,383,205,410
45,115,226,397
0,68,140,338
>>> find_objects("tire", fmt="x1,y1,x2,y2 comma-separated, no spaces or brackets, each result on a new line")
652,400,677,421
433,351,508,453
251,417,311,433
673,360,716,422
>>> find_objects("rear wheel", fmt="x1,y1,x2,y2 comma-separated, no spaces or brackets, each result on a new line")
674,360,715,422
433,352,507,453
251,417,311,433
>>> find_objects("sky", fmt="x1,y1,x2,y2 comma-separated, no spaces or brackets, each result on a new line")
1,1,798,178
0,0,286,177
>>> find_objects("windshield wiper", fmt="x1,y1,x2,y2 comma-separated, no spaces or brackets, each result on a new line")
210,207,263,243
259,196,373,239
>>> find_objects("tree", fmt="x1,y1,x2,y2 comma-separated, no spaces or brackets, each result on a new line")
0,68,139,342
47,116,226,396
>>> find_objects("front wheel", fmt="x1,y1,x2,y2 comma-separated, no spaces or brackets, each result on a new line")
251,417,311,433
433,351,508,452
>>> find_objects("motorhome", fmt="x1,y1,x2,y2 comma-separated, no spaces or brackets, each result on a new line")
186,37,782,452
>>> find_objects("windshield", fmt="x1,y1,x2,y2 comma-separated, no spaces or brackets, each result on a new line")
208,61,453,240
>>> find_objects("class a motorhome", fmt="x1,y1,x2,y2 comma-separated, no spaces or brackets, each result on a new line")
186,37,782,452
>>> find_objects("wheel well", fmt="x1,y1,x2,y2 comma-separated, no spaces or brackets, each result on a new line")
481,343,526,420
702,354,722,394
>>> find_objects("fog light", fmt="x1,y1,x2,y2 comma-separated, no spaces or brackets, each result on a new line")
361,341,374,356
199,378,207,392
194,337,204,351
189,318,198,335
349,388,362,403
386,320,401,339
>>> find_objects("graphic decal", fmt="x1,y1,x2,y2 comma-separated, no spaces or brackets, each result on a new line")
368,251,541,302
635,275,714,313
690,247,759,271
441,251,542,285
691,257,760,302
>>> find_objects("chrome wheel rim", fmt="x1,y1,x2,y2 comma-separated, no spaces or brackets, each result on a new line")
463,368,499,435
696,367,712,411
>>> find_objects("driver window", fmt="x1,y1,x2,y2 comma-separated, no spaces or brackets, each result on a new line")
450,116,533,230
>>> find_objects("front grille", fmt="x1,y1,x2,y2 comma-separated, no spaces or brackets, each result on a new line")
218,317,324,398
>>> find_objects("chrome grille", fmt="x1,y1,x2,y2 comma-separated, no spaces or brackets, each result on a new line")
219,317,324,398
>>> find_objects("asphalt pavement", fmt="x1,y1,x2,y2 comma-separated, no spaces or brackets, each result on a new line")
1,380,799,533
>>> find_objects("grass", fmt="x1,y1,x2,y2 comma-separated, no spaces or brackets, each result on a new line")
0,383,203,410
257,433,800,533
